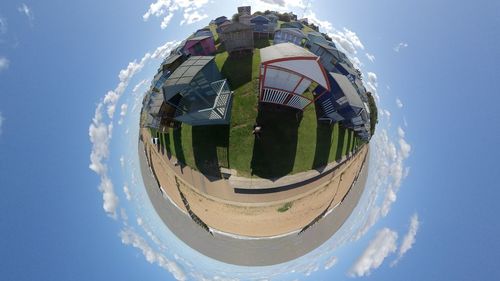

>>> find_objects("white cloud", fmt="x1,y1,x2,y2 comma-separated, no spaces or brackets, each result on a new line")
324,256,338,270
123,184,131,201
118,104,128,125
396,98,403,108
119,155,125,168
399,138,411,159
349,228,398,277
0,112,4,135
366,53,375,62
180,10,208,26
0,57,9,72
260,0,287,6
143,0,210,29
397,127,405,138
393,42,408,52
328,28,364,55
120,228,187,281
367,72,378,87
392,213,420,266
133,79,149,93
0,17,7,34
18,3,34,24
352,124,412,240
89,40,179,217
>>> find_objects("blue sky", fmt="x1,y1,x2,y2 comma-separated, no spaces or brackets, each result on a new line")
1,0,499,280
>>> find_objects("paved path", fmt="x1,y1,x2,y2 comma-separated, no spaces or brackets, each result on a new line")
139,140,370,266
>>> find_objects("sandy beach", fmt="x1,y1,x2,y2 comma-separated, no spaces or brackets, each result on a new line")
142,128,367,237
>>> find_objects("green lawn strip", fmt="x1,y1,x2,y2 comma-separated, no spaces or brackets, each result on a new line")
292,92,317,174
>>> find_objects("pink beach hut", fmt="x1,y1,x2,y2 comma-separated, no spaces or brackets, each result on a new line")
185,35,216,56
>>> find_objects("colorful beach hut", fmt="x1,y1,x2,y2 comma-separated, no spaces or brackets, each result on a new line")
161,56,233,126
184,36,216,56
258,43,330,110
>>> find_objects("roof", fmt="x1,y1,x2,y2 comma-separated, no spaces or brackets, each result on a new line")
163,53,183,65
251,15,270,23
260,42,316,63
330,72,364,109
165,56,214,87
337,61,357,76
187,35,212,42
276,28,307,38
222,22,253,33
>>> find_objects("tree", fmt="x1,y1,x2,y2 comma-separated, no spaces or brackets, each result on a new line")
366,92,378,136
232,13,240,22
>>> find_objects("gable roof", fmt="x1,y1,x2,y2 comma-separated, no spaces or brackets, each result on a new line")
276,28,307,38
330,72,364,109
187,35,212,42
165,56,214,88
314,42,347,61
251,15,270,23
260,42,316,63
221,22,253,33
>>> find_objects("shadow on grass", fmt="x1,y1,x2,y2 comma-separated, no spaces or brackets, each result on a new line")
221,53,253,89
164,132,172,158
250,104,301,179
312,122,333,171
254,38,270,49
335,125,347,161
191,125,230,180
173,128,186,165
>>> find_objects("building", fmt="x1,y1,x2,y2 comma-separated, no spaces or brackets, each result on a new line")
237,6,251,15
309,41,349,73
266,13,279,24
214,16,228,26
250,15,275,38
161,56,233,126
193,28,213,38
151,53,187,92
259,43,330,110
239,14,252,26
313,72,368,139
184,36,216,56
274,28,308,46
217,21,232,41
306,31,335,48
221,22,254,54
280,21,304,29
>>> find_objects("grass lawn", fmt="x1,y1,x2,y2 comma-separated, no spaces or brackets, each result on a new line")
160,39,361,179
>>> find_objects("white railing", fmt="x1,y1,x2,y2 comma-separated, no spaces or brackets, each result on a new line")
261,87,311,110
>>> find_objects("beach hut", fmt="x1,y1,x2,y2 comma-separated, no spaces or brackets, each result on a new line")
161,56,233,126
273,28,308,46
306,31,335,48
280,21,304,29
239,14,252,26
251,15,275,38
151,53,187,92
309,41,349,73
221,22,254,54
258,43,330,110
267,13,279,24
217,21,232,41
313,72,365,128
214,16,228,26
184,36,216,56
193,28,213,38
